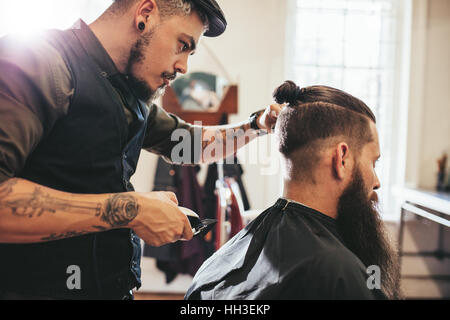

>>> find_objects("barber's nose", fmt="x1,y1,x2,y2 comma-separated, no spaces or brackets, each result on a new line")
175,57,188,75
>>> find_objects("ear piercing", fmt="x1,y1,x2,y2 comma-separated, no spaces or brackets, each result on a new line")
138,22,145,31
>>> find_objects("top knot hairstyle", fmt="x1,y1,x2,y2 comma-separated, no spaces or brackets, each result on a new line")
274,81,377,178
273,80,376,121
273,80,305,106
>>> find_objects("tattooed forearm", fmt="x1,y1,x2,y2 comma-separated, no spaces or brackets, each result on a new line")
1,178,139,229
201,122,257,161
100,193,139,228
1,185,102,218
0,178,142,243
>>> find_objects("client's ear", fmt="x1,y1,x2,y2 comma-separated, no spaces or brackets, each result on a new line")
332,143,351,181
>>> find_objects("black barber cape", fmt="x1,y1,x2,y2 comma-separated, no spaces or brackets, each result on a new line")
185,198,387,300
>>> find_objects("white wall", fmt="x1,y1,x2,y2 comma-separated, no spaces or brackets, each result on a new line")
406,0,450,189
202,0,288,209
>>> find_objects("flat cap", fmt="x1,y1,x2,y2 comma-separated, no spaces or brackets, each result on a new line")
193,0,227,37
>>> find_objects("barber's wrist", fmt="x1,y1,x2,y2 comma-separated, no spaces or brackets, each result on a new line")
249,110,268,136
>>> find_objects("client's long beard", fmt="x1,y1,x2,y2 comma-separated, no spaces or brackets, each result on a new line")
336,167,402,299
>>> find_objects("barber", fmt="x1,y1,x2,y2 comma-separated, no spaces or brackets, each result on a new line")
0,0,281,299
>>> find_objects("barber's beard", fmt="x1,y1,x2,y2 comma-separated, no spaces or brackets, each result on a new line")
125,30,167,104
336,166,402,299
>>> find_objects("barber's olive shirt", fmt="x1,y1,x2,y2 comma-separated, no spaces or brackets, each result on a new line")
0,21,197,183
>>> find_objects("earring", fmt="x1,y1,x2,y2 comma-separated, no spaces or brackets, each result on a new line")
138,22,145,31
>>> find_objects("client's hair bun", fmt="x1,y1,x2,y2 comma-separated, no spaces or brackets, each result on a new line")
273,80,302,105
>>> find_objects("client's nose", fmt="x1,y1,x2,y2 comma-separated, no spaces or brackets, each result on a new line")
373,174,381,190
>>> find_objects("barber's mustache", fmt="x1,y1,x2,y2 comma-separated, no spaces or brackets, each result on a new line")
162,72,177,81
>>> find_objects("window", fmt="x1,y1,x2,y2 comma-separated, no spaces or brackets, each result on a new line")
286,0,412,218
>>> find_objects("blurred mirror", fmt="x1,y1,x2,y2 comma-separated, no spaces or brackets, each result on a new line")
171,72,229,112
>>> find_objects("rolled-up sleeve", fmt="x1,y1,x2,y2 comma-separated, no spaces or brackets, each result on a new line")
0,90,44,183
142,104,202,164
0,35,73,183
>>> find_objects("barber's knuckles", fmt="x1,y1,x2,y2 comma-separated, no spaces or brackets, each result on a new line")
129,191,189,245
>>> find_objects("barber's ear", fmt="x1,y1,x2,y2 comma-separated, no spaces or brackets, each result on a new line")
135,0,157,27
332,143,350,180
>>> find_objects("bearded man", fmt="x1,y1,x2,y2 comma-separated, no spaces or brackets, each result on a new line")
185,81,402,300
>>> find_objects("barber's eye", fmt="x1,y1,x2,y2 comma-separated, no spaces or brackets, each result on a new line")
179,41,189,52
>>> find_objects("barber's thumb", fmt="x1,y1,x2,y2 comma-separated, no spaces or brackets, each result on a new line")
164,192,179,205
181,217,194,241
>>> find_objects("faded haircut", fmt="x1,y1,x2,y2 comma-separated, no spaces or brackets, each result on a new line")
110,0,209,28
274,81,376,181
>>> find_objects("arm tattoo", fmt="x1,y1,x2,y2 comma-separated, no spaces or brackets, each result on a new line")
0,178,18,198
201,122,255,160
0,179,139,228
0,182,101,218
100,193,139,228
1,179,140,242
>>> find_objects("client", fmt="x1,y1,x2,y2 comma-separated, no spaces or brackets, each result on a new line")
185,81,402,300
